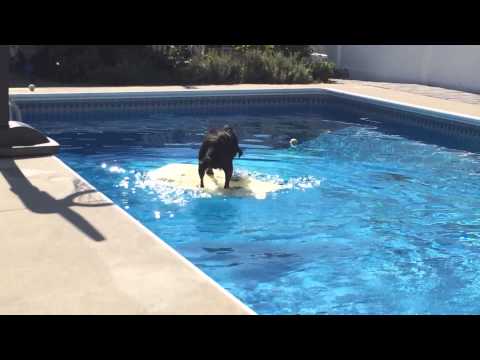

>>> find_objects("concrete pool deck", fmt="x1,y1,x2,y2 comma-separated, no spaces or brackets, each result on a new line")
10,82,480,119
3,82,479,315
0,156,253,315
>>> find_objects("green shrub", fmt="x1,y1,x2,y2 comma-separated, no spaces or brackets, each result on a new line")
240,50,312,84
242,50,272,82
333,67,350,79
29,45,175,85
84,61,169,85
183,50,313,85
274,45,312,58
232,45,275,55
184,51,243,84
311,61,336,82
22,45,336,86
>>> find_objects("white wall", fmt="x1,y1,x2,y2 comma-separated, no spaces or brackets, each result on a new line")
322,45,480,93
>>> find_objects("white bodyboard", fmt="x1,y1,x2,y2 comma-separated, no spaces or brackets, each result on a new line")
148,163,283,199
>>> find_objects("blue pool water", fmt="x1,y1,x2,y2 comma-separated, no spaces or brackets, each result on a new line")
26,101,480,314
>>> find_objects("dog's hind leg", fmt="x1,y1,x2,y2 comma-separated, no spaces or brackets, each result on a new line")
223,163,233,189
206,168,214,176
199,164,207,188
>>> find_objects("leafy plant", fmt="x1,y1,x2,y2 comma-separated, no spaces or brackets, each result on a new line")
185,51,243,84
16,45,337,86
242,50,312,83
274,45,312,58
311,61,336,82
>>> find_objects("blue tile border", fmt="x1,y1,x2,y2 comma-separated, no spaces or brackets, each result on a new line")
10,89,480,142
323,88,480,127
319,92,480,141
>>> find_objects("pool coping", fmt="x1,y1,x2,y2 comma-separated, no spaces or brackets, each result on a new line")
322,88,480,127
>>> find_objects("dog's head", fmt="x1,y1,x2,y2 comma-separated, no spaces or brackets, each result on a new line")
204,125,237,142
199,124,242,164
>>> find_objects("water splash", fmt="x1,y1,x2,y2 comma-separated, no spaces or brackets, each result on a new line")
132,170,211,206
126,167,323,206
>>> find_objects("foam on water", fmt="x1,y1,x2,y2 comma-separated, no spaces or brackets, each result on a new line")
127,165,323,206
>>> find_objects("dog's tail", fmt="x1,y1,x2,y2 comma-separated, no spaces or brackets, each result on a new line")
205,146,214,161
201,146,215,167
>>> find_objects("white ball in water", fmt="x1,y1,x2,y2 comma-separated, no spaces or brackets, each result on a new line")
290,138,298,147
28,84,35,92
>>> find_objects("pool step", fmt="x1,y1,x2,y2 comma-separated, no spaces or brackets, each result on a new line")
0,121,60,157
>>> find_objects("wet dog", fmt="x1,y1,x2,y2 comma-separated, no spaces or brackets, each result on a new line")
198,125,243,189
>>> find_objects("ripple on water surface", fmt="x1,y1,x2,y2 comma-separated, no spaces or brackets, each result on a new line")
27,111,480,314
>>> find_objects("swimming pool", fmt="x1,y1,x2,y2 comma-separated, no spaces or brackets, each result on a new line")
17,91,480,314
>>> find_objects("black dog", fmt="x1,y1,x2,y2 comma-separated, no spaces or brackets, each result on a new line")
198,125,243,189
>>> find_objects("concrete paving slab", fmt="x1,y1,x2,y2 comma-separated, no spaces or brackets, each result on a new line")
0,157,111,212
